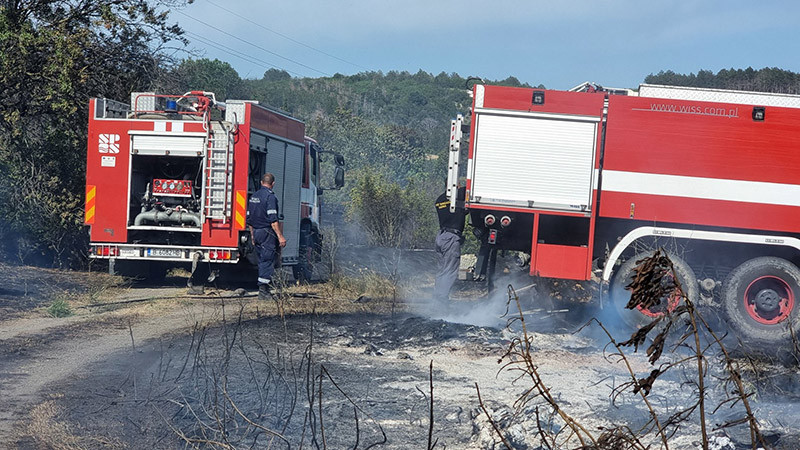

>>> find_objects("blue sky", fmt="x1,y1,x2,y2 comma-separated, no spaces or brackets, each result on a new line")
175,0,800,90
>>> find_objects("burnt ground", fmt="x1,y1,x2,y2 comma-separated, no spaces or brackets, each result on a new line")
2,261,800,449
0,262,96,318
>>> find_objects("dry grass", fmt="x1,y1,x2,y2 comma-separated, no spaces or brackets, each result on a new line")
21,398,123,449
41,271,129,318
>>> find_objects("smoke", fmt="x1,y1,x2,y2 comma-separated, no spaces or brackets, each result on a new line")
414,269,597,332
418,290,511,328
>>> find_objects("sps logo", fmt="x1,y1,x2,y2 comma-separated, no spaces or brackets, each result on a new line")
98,134,120,153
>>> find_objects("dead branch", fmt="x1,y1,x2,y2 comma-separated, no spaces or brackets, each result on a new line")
533,406,554,450
222,386,290,448
591,318,670,448
475,382,513,450
694,311,768,449
319,365,388,449
127,318,136,352
319,367,327,450
502,285,598,448
614,249,769,450
427,360,435,450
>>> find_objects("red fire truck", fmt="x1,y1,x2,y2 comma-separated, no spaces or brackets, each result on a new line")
85,91,344,286
449,82,800,348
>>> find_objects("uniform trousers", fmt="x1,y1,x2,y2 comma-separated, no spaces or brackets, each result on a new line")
253,228,278,285
434,229,462,301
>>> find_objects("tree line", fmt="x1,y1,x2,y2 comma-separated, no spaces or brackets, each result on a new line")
645,67,800,94
3,0,800,267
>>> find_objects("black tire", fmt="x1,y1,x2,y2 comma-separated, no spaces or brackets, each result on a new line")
609,251,699,330
292,249,313,282
722,257,800,348
292,226,317,282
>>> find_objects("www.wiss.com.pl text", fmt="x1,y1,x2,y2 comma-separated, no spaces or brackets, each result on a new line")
635,103,740,118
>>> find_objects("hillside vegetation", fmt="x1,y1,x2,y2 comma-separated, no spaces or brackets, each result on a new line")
162,61,531,186
646,67,800,93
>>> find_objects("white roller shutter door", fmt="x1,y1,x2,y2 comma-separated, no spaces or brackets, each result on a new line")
264,137,302,261
281,143,303,262
471,112,597,211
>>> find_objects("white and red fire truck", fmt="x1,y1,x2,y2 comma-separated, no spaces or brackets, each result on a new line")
85,91,344,284
448,82,800,348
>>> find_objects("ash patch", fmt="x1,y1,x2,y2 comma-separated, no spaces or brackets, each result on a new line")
33,313,495,448
12,308,800,449
341,314,503,351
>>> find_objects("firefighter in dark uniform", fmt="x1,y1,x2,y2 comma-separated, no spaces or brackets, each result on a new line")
434,185,467,302
247,173,287,299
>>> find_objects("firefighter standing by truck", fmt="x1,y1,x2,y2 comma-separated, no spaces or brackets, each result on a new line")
248,173,287,299
434,185,467,302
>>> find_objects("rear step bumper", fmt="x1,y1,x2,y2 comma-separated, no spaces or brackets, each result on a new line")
89,243,239,263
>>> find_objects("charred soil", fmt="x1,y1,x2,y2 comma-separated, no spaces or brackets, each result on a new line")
2,263,800,449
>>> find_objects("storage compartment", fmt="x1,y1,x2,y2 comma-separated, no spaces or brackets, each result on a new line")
249,134,304,262
128,154,204,231
470,112,599,212
534,244,591,280
538,215,590,246
532,214,592,280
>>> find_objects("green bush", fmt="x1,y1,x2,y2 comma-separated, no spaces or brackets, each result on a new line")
347,170,438,248
47,298,73,318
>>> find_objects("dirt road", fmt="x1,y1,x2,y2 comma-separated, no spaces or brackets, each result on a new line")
2,264,800,449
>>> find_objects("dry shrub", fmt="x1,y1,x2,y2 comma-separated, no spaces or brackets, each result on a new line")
478,250,769,450
314,269,402,304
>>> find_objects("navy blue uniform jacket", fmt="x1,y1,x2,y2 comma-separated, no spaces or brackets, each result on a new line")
247,186,279,229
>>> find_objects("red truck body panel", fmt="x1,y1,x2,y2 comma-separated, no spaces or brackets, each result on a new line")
86,102,209,243
468,86,606,280
479,85,606,116
250,103,305,142
600,95,800,233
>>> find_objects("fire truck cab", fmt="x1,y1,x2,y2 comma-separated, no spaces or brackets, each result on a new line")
85,91,344,284
449,81,800,349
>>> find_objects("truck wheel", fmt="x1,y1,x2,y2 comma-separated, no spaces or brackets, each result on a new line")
609,251,699,330
293,246,314,282
722,257,800,348
292,228,317,282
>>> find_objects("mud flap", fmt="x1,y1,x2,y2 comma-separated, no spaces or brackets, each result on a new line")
187,251,206,294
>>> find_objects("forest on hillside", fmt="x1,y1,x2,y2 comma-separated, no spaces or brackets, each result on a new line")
2,0,800,267
645,68,800,93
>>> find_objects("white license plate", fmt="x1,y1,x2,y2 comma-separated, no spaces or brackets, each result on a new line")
119,248,138,258
150,248,182,258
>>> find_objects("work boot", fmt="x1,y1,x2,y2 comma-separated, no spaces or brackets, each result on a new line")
258,283,272,300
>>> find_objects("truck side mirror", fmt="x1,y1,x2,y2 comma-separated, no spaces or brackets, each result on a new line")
334,166,345,189
334,154,345,166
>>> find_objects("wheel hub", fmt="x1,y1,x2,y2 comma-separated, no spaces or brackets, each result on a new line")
754,289,780,313
744,276,794,325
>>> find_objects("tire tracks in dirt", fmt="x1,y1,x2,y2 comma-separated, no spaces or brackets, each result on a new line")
0,289,254,445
